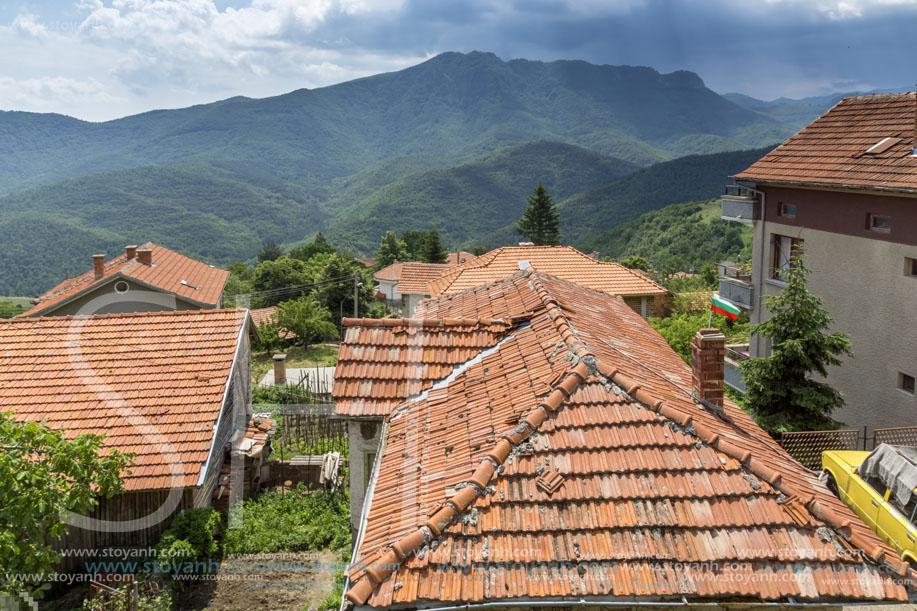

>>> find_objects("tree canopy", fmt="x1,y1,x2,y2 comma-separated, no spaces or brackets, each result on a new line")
275,295,339,346
739,247,853,433
375,231,409,269
0,413,133,597
515,180,561,246
258,240,284,263
422,227,448,264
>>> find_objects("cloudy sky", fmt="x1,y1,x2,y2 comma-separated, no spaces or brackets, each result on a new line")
1,0,915,121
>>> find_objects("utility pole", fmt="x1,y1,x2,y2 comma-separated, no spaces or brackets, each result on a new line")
353,270,360,318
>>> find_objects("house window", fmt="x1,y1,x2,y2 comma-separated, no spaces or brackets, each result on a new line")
906,257,917,278
779,203,797,218
899,373,916,396
771,235,803,281
114,281,130,294
868,214,892,233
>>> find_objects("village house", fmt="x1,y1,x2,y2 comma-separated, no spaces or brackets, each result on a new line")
0,309,261,557
721,92,917,433
427,245,671,318
340,269,911,608
373,262,455,317
21,242,230,317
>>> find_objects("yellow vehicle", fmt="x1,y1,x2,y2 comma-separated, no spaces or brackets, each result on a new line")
822,444,917,564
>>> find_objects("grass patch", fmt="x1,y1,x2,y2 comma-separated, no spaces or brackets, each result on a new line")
251,343,339,383
223,486,350,555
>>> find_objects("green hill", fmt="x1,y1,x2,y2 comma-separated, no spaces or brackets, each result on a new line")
0,52,791,197
326,141,638,252
581,199,753,269
0,163,324,296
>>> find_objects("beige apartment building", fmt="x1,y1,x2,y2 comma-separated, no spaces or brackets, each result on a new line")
721,92,917,434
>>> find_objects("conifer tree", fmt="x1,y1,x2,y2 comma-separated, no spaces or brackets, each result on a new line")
423,226,448,264
515,181,561,246
739,246,852,433
375,231,409,269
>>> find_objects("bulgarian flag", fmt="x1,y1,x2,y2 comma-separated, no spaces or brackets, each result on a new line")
711,293,741,320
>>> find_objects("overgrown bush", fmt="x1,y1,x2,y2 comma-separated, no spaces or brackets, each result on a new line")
223,487,349,555
155,508,221,565
253,321,286,353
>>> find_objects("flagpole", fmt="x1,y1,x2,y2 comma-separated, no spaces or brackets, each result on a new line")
707,307,712,327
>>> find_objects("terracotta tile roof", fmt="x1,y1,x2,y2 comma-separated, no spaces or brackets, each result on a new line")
373,262,455,295
0,309,249,492
447,251,476,265
735,92,917,192
427,246,668,299
23,243,230,317
345,271,910,607
250,306,278,327
333,317,515,418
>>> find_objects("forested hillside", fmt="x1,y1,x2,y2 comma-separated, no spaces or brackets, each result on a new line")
584,200,753,269
0,52,799,296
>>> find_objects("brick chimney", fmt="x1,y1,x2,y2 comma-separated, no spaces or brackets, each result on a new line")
273,353,287,385
92,254,105,278
136,248,153,265
691,328,726,410
125,245,138,260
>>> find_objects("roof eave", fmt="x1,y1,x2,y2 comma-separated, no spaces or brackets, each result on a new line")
732,176,917,196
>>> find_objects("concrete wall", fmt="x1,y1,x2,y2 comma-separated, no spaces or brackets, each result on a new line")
347,419,383,535
38,277,203,316
749,219,917,434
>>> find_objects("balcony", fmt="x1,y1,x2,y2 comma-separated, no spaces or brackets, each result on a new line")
717,261,754,310
721,185,759,225
724,342,750,393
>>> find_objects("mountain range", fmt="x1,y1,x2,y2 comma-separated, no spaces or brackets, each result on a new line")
0,51,851,296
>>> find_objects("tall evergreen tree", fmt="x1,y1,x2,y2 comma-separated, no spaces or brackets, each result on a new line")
258,240,283,262
423,227,448,264
739,246,853,433
515,181,561,246
375,231,409,269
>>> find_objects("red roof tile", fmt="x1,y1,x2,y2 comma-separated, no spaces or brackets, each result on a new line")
333,317,514,418
735,92,917,192
23,243,230,317
250,306,278,327
345,271,909,607
427,246,668,299
0,309,249,492
373,262,456,295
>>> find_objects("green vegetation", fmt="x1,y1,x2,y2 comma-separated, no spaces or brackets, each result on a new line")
423,226,448,264
740,247,853,433
0,52,804,296
375,231,409,268
222,487,350,555
0,412,133,598
257,240,284,262
275,295,339,346
648,296,749,364
515,181,561,246
250,344,338,383
564,147,773,245
589,200,753,270
155,508,221,566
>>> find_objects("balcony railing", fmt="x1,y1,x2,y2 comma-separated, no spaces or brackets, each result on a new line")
721,185,759,224
724,342,749,393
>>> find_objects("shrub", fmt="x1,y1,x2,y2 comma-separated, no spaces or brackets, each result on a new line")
223,487,349,555
155,508,221,565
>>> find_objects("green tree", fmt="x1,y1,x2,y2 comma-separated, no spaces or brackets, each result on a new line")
472,245,487,256
422,226,448,264
618,255,650,271
515,180,561,246
276,295,339,346
289,233,336,262
222,262,254,307
252,256,311,307
401,230,429,260
253,321,286,353
739,247,853,433
258,240,284,263
375,231,409,269
648,311,748,364
0,413,133,597
312,254,375,325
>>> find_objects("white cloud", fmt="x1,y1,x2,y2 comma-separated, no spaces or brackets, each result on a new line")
10,11,49,38
0,75,121,113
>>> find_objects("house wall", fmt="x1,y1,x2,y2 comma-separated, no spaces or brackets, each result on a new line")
347,419,383,536
403,293,427,317
376,279,399,300
748,185,917,434
39,277,203,317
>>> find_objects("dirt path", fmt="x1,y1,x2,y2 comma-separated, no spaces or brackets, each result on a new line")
176,549,340,611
